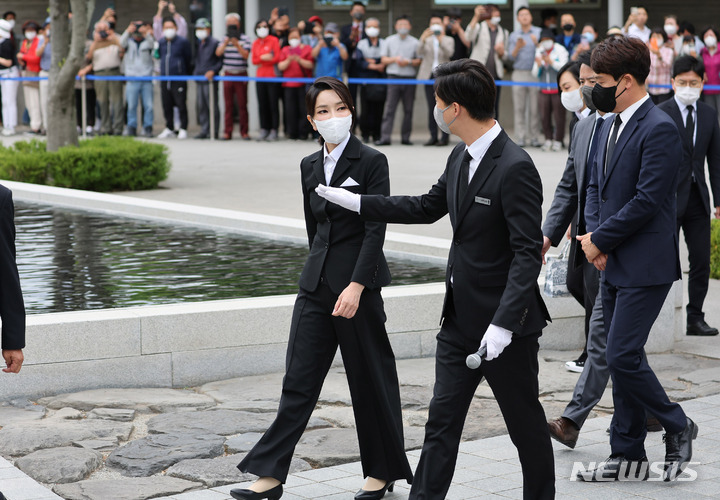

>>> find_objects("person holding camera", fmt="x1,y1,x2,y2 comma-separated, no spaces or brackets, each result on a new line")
417,13,454,146
153,1,187,40
466,4,507,120
193,18,222,140
217,13,252,140
79,20,124,136
121,20,155,137
311,22,348,80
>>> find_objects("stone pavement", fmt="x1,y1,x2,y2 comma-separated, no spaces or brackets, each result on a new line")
0,137,719,499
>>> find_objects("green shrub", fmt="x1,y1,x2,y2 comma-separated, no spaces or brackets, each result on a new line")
712,218,720,280
0,137,170,192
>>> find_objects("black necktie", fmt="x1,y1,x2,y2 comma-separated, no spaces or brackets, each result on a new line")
685,105,694,150
604,114,623,175
458,150,473,203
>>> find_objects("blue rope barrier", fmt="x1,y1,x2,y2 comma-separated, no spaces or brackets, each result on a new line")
1,73,720,91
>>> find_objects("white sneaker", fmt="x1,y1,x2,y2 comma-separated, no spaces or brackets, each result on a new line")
551,140,563,152
1,128,15,136
177,129,187,140
157,128,175,139
541,140,552,152
565,360,585,373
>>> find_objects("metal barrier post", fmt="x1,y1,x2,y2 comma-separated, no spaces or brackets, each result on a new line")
81,76,87,139
209,77,215,141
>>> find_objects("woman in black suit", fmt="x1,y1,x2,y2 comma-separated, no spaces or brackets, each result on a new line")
231,77,412,500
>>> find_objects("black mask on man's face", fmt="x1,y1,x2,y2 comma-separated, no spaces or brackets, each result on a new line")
591,76,627,113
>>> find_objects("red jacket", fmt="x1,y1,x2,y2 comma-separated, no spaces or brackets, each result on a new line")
251,35,281,78
19,37,41,73
279,44,313,87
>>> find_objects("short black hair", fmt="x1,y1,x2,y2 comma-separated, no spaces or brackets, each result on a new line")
672,55,705,79
557,60,581,89
679,20,696,35
2,11,16,20
351,1,366,9
162,16,177,27
652,27,668,44
255,18,268,30
701,26,720,40
429,12,443,23
395,14,411,24
576,50,592,68
433,58,496,121
516,6,530,17
591,35,650,85
541,8,558,21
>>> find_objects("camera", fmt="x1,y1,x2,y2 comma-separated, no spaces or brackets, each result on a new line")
324,35,334,46
99,30,109,39
227,24,240,39
134,22,143,31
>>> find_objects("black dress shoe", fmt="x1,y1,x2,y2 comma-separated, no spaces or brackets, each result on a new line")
423,138,438,146
401,140,413,145
354,481,394,500
687,320,719,336
374,140,391,146
576,455,648,481
663,417,698,481
436,139,449,146
230,484,283,500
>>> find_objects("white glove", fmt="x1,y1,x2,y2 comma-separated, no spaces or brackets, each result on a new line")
315,184,361,213
479,324,513,361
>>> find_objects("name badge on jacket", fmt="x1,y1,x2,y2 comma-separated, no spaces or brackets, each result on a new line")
475,196,491,206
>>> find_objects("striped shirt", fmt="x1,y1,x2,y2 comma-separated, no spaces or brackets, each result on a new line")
221,34,252,73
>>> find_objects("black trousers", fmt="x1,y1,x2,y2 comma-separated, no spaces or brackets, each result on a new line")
256,81,280,132
359,89,384,142
160,81,188,131
409,303,555,499
678,182,712,323
603,280,686,459
75,87,96,127
423,84,448,143
238,282,413,484
283,86,307,139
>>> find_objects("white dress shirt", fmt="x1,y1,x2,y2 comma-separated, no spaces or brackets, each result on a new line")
674,94,697,146
606,93,650,156
322,132,352,185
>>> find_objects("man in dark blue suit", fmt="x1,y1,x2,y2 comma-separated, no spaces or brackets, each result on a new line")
577,36,697,482
658,56,720,337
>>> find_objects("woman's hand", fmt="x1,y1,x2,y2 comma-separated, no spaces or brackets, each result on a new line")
332,282,365,319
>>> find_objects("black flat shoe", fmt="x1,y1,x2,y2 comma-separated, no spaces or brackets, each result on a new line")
230,484,283,500
687,320,719,336
354,481,394,500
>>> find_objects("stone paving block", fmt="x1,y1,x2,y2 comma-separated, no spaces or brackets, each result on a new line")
285,481,346,498
15,446,102,484
88,408,136,421
39,387,215,412
53,477,203,500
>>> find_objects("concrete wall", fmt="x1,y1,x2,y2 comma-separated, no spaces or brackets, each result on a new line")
0,181,683,400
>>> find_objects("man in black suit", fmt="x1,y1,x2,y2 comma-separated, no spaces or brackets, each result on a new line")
578,36,695,482
658,55,720,337
317,58,554,500
0,183,25,500
340,1,367,111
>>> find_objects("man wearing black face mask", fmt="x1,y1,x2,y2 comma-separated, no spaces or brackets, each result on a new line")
577,35,697,483
555,13,581,55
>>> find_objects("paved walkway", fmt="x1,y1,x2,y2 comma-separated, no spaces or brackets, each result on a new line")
1,137,719,499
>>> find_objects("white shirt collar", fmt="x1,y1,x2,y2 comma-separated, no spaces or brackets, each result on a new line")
465,121,503,181
618,93,650,126
322,132,352,184
673,94,697,115
576,107,591,120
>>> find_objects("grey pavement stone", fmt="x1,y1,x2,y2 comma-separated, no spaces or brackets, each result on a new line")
53,407,83,419
53,477,202,500
147,409,277,437
681,368,720,385
166,453,311,487
0,419,132,456
72,438,120,451
199,374,284,405
106,433,225,476
87,408,136,422
0,400,46,427
38,388,216,412
15,446,102,484
224,432,263,454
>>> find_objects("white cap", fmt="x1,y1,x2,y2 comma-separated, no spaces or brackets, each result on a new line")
0,19,11,39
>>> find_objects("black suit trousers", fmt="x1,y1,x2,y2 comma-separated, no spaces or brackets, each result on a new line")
238,282,413,484
409,301,555,500
678,182,712,323
602,280,687,459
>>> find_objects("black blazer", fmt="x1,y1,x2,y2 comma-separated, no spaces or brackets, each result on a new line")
361,130,550,345
298,135,391,295
657,98,720,218
0,185,25,350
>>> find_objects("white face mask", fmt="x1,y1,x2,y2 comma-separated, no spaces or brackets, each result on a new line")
163,28,176,40
491,16,502,25
704,36,717,48
430,23,443,35
682,44,694,55
664,24,678,37
256,27,269,38
675,86,702,106
288,38,300,48
397,27,410,36
365,26,379,38
314,115,352,144
7,19,14,29
561,87,585,113
433,103,456,135
25,31,36,40
195,30,208,40
541,40,554,51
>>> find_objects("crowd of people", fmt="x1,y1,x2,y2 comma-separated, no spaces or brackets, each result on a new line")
1,3,719,144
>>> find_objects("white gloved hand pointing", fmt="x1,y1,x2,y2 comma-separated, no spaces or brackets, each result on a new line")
479,324,513,361
315,184,361,213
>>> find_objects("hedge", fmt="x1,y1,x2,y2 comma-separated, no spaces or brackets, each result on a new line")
712,218,720,280
0,137,170,192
